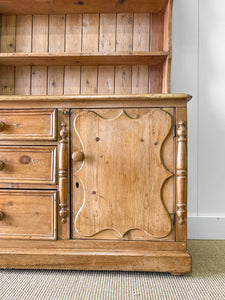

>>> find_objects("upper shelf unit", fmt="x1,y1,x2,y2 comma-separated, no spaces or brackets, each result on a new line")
0,0,173,95
0,0,170,14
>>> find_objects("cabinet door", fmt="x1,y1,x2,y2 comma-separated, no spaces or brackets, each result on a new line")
71,108,175,241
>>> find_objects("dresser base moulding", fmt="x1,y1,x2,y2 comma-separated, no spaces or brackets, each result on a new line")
0,248,192,274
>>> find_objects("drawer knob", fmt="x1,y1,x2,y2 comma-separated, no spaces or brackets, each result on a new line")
0,160,4,170
0,211,4,221
72,152,84,162
0,121,5,132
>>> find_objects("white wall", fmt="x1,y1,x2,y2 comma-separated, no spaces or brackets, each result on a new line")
172,0,225,239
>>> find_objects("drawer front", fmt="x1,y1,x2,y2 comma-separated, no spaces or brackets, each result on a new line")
0,146,56,184
0,190,57,240
0,109,56,140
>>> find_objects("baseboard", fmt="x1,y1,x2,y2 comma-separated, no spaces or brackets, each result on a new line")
188,216,225,239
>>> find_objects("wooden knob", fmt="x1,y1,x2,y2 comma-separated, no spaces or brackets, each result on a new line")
0,121,5,132
72,152,84,161
0,160,4,170
0,211,4,221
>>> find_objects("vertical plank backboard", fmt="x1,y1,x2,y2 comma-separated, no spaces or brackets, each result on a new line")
98,14,116,94
82,14,99,94
115,13,133,94
132,13,150,94
32,15,48,95
15,15,32,95
48,15,65,95
64,14,82,95
1,16,16,53
0,16,16,95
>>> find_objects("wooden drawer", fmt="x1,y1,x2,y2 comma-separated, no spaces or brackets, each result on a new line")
0,190,57,240
0,146,56,185
0,110,56,141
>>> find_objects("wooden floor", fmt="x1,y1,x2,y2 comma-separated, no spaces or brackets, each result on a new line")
0,240,224,300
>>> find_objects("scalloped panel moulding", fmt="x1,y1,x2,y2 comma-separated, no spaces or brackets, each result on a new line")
71,108,175,241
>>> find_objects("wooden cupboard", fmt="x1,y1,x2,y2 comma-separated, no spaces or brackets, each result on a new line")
0,0,192,274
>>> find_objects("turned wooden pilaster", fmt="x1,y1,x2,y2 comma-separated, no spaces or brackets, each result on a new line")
176,121,187,225
59,122,69,224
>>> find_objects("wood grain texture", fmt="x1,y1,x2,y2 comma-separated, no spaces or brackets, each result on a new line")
31,15,48,95
72,108,174,240
0,51,168,66
175,107,188,242
0,16,16,53
0,146,56,185
0,94,191,109
0,109,56,140
0,248,191,273
0,10,171,95
0,16,15,95
0,190,57,240
57,110,70,240
0,0,170,15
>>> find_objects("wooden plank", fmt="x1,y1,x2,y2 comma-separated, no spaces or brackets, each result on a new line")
15,66,31,95
32,15,48,95
48,15,65,95
65,14,82,52
0,94,191,109
116,13,133,52
0,248,191,274
116,13,133,94
133,13,150,51
150,13,164,51
64,14,82,95
98,66,114,94
0,239,187,251
0,0,169,15
0,67,15,95
31,66,47,95
64,66,80,95
0,16,16,53
99,14,116,52
49,15,65,52
82,14,99,94
132,13,150,94
82,14,99,52
15,16,32,95
0,16,15,95
0,51,168,66
115,65,132,94
149,65,163,93
81,66,98,94
48,66,64,95
98,14,116,94
16,15,32,52
32,15,48,52
132,65,149,94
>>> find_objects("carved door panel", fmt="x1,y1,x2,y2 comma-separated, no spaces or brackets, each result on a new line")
71,108,175,241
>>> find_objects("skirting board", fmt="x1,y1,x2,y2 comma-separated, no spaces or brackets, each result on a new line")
188,216,225,239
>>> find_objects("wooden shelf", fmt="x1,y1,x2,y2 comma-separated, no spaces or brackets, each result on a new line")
0,94,192,109
0,0,169,15
0,52,169,67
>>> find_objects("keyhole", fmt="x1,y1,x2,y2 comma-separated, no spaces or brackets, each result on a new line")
76,182,79,188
